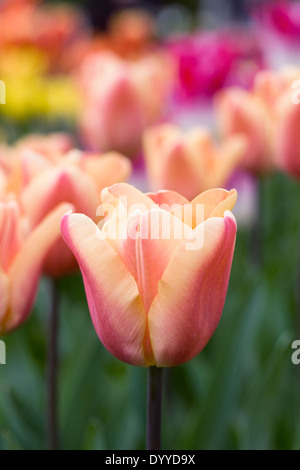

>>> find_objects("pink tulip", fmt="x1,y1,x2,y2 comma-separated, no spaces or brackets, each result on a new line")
215,87,272,174
143,123,246,200
77,51,173,157
0,200,72,334
215,65,300,175
262,66,300,178
167,29,264,102
60,183,237,367
1,136,132,277
275,89,300,178
18,149,132,277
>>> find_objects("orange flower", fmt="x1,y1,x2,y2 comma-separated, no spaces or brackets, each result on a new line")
61,183,237,367
143,123,246,200
1,135,132,277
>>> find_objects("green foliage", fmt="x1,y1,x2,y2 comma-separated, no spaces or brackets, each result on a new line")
0,172,300,450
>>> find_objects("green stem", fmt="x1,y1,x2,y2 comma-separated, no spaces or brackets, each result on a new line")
147,366,164,450
46,278,59,450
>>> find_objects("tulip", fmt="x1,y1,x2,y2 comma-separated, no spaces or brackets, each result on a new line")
0,200,72,334
15,132,74,161
60,183,237,367
77,51,173,157
18,149,132,277
274,88,300,178
262,66,300,179
143,123,246,200
214,87,273,174
167,29,264,101
214,65,300,175
0,135,132,277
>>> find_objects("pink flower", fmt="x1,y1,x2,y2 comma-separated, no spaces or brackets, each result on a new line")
77,51,174,157
1,134,132,277
215,86,272,173
167,29,264,101
0,200,72,334
143,123,246,200
60,183,237,367
214,65,300,174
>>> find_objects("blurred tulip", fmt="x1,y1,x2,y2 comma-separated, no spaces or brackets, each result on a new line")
19,149,132,277
61,183,237,367
77,51,174,157
215,65,300,176
275,87,300,178
143,123,246,200
0,200,72,334
215,87,272,173
0,135,132,277
167,29,264,102
259,66,300,178
15,132,74,159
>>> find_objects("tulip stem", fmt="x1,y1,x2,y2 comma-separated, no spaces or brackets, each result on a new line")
147,366,164,450
46,278,60,450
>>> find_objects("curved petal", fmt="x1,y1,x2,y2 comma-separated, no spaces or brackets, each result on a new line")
80,152,132,189
148,212,237,366
0,271,10,331
210,135,246,189
0,201,22,271
146,190,189,209
191,188,237,220
21,166,99,227
20,149,51,185
6,203,73,333
115,208,193,313
99,183,157,254
215,88,271,172
170,188,237,228
60,212,147,366
101,182,155,213
275,90,300,178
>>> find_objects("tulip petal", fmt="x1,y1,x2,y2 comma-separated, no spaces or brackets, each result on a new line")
146,190,189,209
101,182,154,213
0,201,22,271
276,90,300,177
20,149,51,184
80,152,132,189
6,203,73,333
191,188,237,220
116,208,193,313
148,212,237,366
215,88,271,172
100,183,157,255
21,167,99,227
60,213,148,366
170,188,237,228
0,271,9,330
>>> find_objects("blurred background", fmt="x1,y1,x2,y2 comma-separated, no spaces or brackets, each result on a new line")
0,0,300,450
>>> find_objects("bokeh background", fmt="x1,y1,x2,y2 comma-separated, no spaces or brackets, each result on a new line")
0,0,300,450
